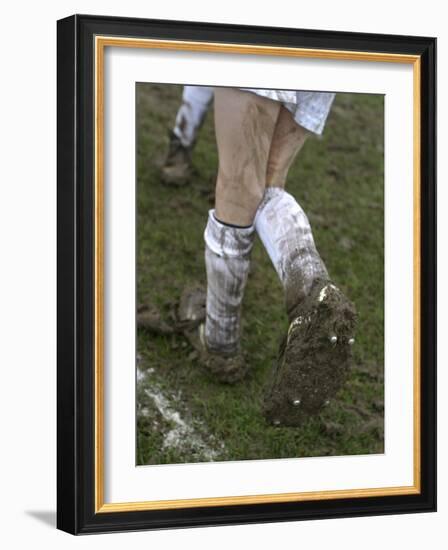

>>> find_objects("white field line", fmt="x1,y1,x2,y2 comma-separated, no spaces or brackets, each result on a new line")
137,366,224,461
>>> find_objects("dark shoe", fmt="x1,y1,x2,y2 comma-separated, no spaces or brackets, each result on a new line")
161,130,193,186
178,285,249,384
263,281,357,427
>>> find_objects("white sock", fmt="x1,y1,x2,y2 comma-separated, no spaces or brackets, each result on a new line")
254,187,328,317
204,210,255,354
173,86,214,148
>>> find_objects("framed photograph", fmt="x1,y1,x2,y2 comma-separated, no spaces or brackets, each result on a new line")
57,14,436,534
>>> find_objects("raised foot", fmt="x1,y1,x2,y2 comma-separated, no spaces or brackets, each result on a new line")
178,285,249,384
263,282,357,427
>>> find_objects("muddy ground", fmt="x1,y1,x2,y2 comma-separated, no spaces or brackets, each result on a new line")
136,84,384,465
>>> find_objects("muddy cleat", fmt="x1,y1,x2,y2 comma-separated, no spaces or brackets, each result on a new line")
263,281,357,427
178,285,249,384
161,130,193,186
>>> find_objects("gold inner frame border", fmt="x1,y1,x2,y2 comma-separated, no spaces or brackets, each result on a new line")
94,35,421,513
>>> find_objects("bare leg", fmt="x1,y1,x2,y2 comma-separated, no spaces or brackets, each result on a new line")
213,87,281,225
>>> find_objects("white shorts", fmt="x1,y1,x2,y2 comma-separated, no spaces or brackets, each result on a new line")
240,88,335,135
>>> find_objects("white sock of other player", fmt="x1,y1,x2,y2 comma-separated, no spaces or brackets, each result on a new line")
173,86,214,148
254,187,329,319
204,210,255,354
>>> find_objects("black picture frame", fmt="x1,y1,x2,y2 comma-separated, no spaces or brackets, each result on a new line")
57,14,436,535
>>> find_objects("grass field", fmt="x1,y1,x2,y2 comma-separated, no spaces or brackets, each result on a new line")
136,84,384,466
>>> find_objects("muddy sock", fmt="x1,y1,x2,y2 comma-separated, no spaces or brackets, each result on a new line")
254,187,329,319
204,210,255,354
173,86,214,147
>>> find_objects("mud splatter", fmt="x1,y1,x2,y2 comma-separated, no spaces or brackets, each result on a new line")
203,212,254,355
137,366,225,461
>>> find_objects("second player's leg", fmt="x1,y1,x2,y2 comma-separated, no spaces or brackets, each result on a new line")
256,106,328,315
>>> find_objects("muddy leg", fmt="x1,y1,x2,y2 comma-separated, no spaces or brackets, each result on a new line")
255,187,329,319
265,106,309,189
257,107,328,316
213,87,281,226
258,103,355,310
